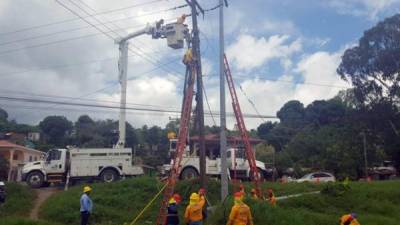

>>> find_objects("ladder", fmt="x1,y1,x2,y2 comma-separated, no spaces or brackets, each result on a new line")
155,62,197,225
224,54,262,196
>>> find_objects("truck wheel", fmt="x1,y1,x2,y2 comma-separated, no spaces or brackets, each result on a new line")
180,167,198,180
100,169,119,183
27,171,44,188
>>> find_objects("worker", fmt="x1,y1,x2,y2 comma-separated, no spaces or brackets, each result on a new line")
166,194,181,225
226,192,254,225
80,186,93,225
250,189,258,200
185,192,206,225
198,188,207,219
239,184,246,196
340,213,360,225
266,189,276,206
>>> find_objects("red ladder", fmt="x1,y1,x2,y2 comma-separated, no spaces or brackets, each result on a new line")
155,64,197,225
224,54,262,196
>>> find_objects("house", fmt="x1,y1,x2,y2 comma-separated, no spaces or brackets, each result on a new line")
0,140,44,182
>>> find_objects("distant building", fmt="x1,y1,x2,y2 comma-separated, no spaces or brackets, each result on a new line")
0,140,44,182
27,132,40,141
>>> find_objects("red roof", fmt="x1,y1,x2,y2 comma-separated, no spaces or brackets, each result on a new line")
0,140,22,148
0,140,43,154
190,134,264,144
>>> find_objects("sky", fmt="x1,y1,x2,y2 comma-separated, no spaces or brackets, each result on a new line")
0,0,399,129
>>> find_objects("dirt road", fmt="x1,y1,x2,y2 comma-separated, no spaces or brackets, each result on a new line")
29,187,60,220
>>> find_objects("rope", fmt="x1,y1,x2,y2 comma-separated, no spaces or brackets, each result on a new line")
126,183,167,225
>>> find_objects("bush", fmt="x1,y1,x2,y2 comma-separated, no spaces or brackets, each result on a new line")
321,182,350,197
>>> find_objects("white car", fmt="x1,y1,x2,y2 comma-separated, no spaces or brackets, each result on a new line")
296,172,335,183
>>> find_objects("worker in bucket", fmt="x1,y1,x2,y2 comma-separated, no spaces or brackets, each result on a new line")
166,194,181,225
80,186,93,225
226,192,254,225
184,192,206,225
250,189,258,200
266,189,276,206
340,213,360,225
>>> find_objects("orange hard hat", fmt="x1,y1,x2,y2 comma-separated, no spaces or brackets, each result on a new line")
234,191,243,198
199,188,206,195
173,194,181,203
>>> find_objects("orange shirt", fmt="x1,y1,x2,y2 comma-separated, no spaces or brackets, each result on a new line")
340,215,360,225
184,198,205,222
228,203,253,225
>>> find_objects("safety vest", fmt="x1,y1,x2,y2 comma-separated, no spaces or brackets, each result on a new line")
228,203,253,225
184,198,205,222
340,215,360,225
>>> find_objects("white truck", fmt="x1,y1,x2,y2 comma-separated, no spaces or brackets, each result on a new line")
161,139,269,180
22,148,143,188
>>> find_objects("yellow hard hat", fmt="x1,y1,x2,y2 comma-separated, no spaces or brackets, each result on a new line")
169,197,176,204
83,186,92,193
190,193,199,201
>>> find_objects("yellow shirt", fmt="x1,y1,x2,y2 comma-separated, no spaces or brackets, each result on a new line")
184,198,205,222
227,203,253,225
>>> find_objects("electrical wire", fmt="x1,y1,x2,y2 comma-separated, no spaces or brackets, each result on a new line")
202,83,217,126
237,84,266,123
0,95,277,119
0,0,169,36
55,0,184,77
69,0,184,76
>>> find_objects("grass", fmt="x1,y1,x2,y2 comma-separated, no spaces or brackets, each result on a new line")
0,182,35,217
4,178,400,225
208,180,400,225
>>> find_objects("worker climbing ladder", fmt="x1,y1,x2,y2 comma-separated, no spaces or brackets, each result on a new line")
224,54,262,197
155,49,197,225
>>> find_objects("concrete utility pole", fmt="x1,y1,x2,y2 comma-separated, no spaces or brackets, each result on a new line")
220,0,229,200
186,0,206,188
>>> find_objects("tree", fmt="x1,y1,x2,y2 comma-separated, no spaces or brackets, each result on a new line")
0,108,8,121
75,115,96,145
39,116,73,147
305,99,346,126
277,100,306,128
337,14,400,104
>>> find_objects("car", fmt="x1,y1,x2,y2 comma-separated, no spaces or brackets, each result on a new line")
0,181,5,203
296,172,336,183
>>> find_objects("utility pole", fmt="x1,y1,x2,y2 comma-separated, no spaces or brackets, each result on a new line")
362,131,368,179
186,0,206,188
220,0,229,200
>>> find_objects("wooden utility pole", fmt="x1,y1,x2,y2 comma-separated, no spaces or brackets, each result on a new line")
186,0,206,188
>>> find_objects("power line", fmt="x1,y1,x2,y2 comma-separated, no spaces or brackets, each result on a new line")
0,0,169,36
55,0,184,77
0,52,180,78
0,95,277,119
70,0,184,75
237,84,266,123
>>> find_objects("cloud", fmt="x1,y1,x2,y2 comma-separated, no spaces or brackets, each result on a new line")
226,34,302,71
326,0,400,19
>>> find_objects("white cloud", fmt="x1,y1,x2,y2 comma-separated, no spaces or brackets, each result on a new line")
327,0,400,19
263,18,298,35
226,34,302,71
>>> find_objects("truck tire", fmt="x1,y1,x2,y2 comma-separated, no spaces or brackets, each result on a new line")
100,169,119,183
180,167,198,180
26,171,44,188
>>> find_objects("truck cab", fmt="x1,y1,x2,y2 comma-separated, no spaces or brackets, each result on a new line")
22,148,144,188
162,138,268,180
22,149,68,188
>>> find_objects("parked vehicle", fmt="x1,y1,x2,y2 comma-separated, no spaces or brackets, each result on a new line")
22,148,144,188
161,139,268,180
296,172,336,183
0,181,5,203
